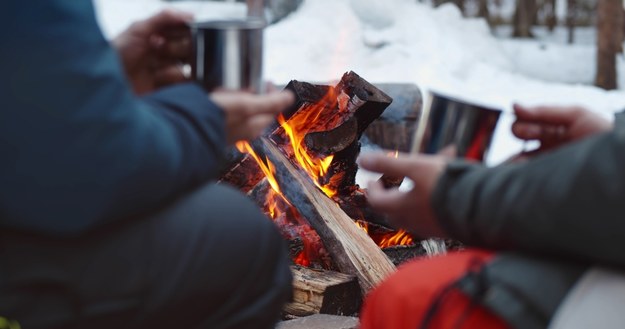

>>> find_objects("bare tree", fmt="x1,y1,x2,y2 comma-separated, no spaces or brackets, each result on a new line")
595,0,624,90
513,0,537,37
454,0,466,13
545,0,557,32
433,0,466,14
621,6,625,53
566,0,577,44
477,0,491,24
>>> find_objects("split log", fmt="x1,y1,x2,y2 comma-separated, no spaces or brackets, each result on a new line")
284,265,362,317
257,137,396,293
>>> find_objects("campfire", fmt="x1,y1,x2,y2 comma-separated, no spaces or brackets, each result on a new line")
220,72,433,317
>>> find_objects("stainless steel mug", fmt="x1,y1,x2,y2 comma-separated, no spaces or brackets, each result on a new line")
190,19,265,93
411,92,502,162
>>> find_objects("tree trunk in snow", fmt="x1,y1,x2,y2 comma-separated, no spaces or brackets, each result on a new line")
545,0,557,32
566,0,577,44
454,0,465,13
513,0,536,38
478,0,490,25
433,0,465,14
595,0,624,90
621,7,625,53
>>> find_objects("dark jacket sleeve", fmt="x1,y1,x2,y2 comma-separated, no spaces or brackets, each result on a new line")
0,1,226,235
432,112,625,267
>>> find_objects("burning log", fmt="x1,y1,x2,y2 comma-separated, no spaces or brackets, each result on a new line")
285,265,362,317
248,179,334,269
257,137,396,293
383,245,427,266
220,72,392,195
304,117,358,155
272,71,393,195
220,154,264,193
335,189,392,228
221,73,428,294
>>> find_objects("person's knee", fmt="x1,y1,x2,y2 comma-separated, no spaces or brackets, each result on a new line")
145,183,291,309
170,182,289,275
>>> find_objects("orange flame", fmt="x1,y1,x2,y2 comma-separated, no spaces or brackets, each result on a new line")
278,106,337,197
236,141,284,196
378,230,414,248
237,141,327,267
236,88,416,262
356,220,414,248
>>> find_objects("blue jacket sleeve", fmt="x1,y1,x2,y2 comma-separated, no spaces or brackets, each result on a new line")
0,1,226,235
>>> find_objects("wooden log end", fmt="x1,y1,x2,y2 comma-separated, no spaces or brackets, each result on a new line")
284,265,362,317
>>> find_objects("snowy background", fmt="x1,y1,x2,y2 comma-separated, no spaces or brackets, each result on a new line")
94,0,625,165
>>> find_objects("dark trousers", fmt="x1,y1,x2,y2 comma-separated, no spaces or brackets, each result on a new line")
0,184,293,329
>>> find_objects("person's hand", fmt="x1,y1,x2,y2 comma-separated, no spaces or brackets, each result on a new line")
512,104,613,156
359,152,449,239
210,91,295,144
113,10,193,95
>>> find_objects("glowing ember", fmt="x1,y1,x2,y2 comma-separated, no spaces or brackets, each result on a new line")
264,188,330,268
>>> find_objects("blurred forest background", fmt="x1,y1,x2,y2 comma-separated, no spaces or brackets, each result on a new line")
430,0,624,90
186,0,624,90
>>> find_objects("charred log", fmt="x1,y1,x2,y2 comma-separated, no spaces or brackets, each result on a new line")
219,154,264,193
335,189,391,228
272,72,392,195
304,117,358,155
382,245,427,266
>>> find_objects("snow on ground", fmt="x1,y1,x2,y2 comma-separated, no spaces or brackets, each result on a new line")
95,0,625,165
494,26,599,85
94,0,247,38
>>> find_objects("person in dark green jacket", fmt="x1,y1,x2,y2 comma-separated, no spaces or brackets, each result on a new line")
0,1,294,329
359,104,619,329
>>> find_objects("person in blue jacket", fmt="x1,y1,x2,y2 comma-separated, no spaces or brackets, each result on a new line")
0,2,295,329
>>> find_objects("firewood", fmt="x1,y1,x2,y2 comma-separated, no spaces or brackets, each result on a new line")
248,179,335,270
304,117,358,155
219,154,265,193
284,265,362,317
335,190,392,228
257,137,396,293
275,72,393,195
221,72,392,195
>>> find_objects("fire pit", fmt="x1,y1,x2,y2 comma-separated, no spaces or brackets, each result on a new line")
219,72,446,317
